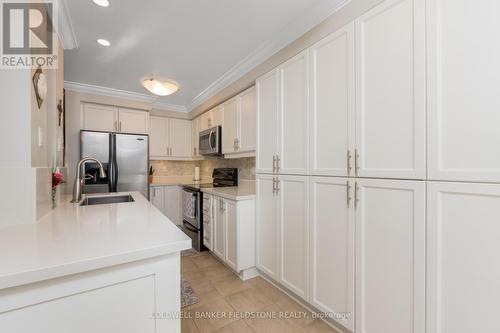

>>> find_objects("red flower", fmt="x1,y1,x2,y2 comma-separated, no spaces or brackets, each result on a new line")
52,172,65,189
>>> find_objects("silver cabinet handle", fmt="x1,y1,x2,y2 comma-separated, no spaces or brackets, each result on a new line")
276,155,281,173
346,181,351,207
273,155,276,173
153,187,156,197
347,150,352,175
276,178,280,194
355,149,360,175
354,182,360,209
272,177,276,195
119,121,122,132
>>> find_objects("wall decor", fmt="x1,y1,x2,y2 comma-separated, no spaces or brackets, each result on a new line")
32,67,47,109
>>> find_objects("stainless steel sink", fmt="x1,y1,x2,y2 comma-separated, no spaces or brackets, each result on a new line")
80,195,135,206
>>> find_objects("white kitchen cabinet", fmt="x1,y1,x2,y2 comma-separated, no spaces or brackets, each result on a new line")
118,108,150,134
150,185,165,213
149,117,191,159
211,195,256,276
256,50,309,175
212,197,225,260
427,1,500,183
238,87,256,153
149,185,181,225
169,119,191,158
278,175,309,301
223,199,237,271
355,0,425,179
256,69,279,174
427,182,500,333
82,104,118,132
355,178,425,333
279,50,309,175
200,106,221,131
149,117,169,157
191,116,201,158
255,174,279,279
222,97,239,155
310,23,355,177
202,193,212,250
309,177,354,331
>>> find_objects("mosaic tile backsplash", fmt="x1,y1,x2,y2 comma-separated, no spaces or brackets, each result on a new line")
150,157,255,181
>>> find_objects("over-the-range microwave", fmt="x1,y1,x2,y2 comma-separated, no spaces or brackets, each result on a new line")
199,126,222,156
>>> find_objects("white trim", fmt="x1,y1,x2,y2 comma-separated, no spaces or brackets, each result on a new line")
151,101,188,113
188,0,350,111
57,0,78,49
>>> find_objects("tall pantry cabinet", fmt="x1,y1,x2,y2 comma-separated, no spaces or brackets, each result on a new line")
256,0,426,332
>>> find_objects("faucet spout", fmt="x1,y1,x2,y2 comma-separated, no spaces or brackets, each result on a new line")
71,157,107,203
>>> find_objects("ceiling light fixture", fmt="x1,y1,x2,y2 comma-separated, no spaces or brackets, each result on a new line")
141,77,179,96
92,0,109,7
97,39,111,46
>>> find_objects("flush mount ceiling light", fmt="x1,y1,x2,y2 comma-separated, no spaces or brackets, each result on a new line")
141,78,179,96
92,0,109,7
97,39,111,46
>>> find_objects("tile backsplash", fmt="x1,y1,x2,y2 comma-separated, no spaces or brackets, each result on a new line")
150,157,255,181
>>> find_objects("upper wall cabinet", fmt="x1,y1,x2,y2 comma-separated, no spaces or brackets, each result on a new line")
82,104,150,135
150,116,191,160
222,86,256,156
310,23,355,177
355,0,426,179
200,106,221,132
256,50,309,175
427,0,500,183
191,116,201,158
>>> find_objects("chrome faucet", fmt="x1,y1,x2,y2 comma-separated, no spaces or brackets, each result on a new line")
72,157,107,203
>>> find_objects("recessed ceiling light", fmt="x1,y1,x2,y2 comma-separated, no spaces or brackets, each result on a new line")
97,39,111,46
92,0,109,7
142,77,179,96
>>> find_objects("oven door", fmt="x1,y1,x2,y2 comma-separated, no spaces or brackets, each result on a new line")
199,126,221,156
182,188,200,228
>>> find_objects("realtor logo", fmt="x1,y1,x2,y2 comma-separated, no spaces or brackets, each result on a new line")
1,0,58,69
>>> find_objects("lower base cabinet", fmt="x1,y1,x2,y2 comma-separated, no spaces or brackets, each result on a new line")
212,195,255,273
150,185,181,225
427,182,500,333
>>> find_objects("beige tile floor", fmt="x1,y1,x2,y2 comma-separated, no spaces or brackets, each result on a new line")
181,252,341,333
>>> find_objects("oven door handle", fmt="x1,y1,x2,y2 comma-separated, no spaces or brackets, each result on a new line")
183,221,198,233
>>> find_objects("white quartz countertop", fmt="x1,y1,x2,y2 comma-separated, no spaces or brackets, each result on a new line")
201,181,256,201
0,192,191,290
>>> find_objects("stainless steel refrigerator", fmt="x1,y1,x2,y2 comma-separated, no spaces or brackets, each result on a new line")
80,130,149,199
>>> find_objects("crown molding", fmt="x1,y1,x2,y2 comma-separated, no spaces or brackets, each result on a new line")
188,0,350,111
57,0,78,50
152,101,188,113
64,81,189,112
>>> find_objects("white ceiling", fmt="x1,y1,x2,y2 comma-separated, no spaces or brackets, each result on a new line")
64,0,348,111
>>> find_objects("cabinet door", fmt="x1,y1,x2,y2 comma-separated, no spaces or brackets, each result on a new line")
278,50,309,175
211,106,222,127
310,23,355,177
356,179,425,333
355,0,425,179
427,182,500,333
278,175,309,300
164,186,180,225
256,69,278,174
238,87,256,153
118,108,149,134
255,174,279,279
222,97,238,154
309,177,354,331
192,117,200,158
169,119,191,158
150,186,165,214
212,197,225,260
149,117,169,158
200,112,210,131
427,1,500,182
82,104,117,132
224,199,237,271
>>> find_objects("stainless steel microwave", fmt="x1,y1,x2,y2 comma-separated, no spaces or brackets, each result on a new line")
199,126,222,156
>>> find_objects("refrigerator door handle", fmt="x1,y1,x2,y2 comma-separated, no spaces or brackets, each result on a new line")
108,133,118,192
